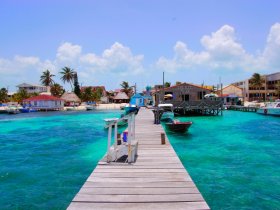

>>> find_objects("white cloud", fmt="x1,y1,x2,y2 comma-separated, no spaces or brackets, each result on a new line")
80,42,144,75
262,23,280,69
157,24,280,74
0,42,145,90
56,42,82,63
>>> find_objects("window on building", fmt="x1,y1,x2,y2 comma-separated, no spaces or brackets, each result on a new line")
182,94,189,101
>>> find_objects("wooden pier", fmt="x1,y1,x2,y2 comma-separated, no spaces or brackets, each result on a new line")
226,105,258,112
67,108,210,210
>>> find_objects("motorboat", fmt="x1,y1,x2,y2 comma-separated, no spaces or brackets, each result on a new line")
257,100,280,116
85,105,96,111
104,117,128,128
124,104,139,114
165,120,192,133
19,107,37,113
6,106,20,114
65,106,76,111
158,104,174,121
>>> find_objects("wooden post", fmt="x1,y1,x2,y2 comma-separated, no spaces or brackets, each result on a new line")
161,132,166,144
107,125,112,163
114,121,118,150
127,115,132,163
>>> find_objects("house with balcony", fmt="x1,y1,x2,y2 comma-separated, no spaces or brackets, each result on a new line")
17,83,47,94
232,72,280,102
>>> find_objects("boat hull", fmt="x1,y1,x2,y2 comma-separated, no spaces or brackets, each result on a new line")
166,122,192,133
160,111,174,121
257,108,280,116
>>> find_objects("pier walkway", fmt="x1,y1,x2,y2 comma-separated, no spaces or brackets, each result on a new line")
67,108,210,210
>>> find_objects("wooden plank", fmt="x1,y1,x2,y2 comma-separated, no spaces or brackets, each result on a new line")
68,201,210,210
87,176,192,183
78,187,200,195
73,194,205,202
83,181,196,188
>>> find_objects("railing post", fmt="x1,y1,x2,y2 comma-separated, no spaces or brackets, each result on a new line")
131,113,135,141
127,115,132,163
114,121,118,150
107,125,112,163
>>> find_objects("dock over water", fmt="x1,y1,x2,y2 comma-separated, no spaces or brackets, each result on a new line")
68,108,210,210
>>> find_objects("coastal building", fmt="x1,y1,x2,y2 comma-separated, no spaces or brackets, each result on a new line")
153,83,223,115
23,95,64,111
17,83,47,94
60,92,81,106
130,93,153,106
217,84,243,105
113,92,129,103
153,83,211,105
232,72,280,102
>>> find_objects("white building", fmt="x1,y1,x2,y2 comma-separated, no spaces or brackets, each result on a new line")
17,83,47,94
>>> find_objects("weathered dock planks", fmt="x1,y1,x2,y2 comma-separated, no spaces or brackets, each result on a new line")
67,108,210,210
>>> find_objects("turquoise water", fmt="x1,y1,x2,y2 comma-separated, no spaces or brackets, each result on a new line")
0,110,124,210
165,111,280,210
1,110,279,209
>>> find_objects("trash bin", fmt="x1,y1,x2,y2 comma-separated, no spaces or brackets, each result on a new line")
123,131,128,142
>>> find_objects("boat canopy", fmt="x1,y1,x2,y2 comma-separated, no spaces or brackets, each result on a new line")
158,104,173,108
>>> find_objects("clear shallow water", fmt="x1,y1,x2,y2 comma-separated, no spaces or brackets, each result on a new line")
0,110,124,210
164,111,280,210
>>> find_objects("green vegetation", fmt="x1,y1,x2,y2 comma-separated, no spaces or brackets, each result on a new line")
0,88,8,102
50,83,64,97
250,73,264,101
40,70,55,86
120,81,133,97
164,82,171,87
60,67,75,90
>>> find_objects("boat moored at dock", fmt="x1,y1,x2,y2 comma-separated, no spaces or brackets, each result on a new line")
257,100,280,116
166,120,192,133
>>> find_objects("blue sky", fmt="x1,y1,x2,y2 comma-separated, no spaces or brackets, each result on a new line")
1,0,280,92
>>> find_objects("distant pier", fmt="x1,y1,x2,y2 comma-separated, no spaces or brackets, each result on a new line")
226,105,258,112
67,108,210,210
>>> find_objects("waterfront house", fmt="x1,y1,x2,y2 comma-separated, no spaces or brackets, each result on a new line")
60,92,81,106
153,82,212,105
17,83,47,94
153,83,223,115
218,84,243,105
23,95,64,111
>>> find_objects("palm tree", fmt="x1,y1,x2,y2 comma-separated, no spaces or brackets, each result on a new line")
60,67,75,90
120,81,133,97
51,83,64,97
165,82,171,87
250,73,263,101
40,70,55,86
0,88,8,102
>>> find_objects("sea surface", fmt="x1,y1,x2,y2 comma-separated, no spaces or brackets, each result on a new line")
0,110,279,209
164,111,280,210
0,110,124,210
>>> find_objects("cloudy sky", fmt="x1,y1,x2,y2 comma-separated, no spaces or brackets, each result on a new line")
1,0,280,92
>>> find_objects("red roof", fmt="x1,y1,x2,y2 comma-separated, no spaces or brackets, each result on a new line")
23,95,64,102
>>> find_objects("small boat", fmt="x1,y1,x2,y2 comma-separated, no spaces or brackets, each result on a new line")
104,117,128,128
6,106,20,114
19,107,37,113
124,104,139,114
65,106,76,111
158,104,174,121
257,100,280,116
166,120,192,133
85,105,96,111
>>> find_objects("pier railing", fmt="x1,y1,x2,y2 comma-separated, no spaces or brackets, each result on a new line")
105,112,136,163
